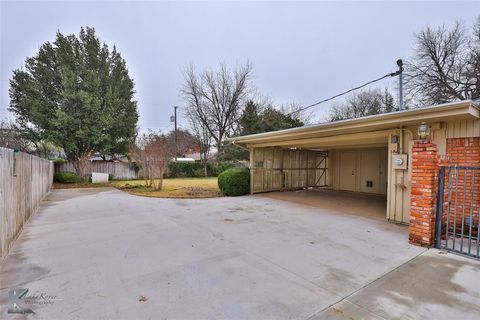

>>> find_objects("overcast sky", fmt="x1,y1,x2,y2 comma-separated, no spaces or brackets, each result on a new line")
1,0,479,132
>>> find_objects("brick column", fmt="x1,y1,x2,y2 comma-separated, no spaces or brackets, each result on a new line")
409,140,439,246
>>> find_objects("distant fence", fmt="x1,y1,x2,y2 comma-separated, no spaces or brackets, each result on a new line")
0,148,54,260
55,161,138,180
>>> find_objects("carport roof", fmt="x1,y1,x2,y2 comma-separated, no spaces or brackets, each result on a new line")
228,100,479,146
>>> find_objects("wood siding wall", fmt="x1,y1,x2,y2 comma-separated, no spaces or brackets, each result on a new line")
446,119,480,139
0,148,53,260
251,148,328,193
55,161,138,180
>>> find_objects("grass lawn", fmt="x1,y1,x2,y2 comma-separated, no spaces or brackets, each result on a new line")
112,177,220,198
52,177,221,198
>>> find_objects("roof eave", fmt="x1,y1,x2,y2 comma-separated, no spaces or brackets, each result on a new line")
227,100,478,145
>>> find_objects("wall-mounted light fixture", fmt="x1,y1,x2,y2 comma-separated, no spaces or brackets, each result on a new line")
417,122,430,140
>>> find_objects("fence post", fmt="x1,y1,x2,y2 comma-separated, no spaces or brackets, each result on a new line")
435,166,446,249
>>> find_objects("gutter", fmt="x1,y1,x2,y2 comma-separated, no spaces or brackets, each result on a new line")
227,100,476,144
231,140,250,152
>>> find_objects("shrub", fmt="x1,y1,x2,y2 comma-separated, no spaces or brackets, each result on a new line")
167,161,236,178
218,168,250,196
193,168,206,177
54,171,82,183
210,162,235,176
168,161,203,177
52,157,66,163
108,173,114,181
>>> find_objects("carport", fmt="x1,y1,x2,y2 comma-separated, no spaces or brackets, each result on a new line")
228,101,480,226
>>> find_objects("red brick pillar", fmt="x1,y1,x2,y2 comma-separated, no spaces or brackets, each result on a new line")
409,140,439,246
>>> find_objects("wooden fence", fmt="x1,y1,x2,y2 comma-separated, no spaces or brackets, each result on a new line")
55,160,138,180
0,148,54,260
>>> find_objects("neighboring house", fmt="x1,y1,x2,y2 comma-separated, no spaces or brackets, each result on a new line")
183,152,216,162
184,152,201,161
229,100,480,256
175,157,196,162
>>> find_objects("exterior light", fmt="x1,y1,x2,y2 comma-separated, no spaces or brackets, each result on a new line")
417,122,430,140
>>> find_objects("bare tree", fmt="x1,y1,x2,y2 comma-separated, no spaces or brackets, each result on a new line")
165,128,197,157
468,16,480,99
406,17,480,105
132,132,172,191
328,88,396,121
0,118,57,158
181,62,252,154
0,118,26,149
279,102,314,125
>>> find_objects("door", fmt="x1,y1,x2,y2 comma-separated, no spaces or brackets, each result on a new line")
339,151,356,191
360,150,380,194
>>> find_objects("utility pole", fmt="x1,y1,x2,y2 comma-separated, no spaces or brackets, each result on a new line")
172,106,179,161
396,59,404,111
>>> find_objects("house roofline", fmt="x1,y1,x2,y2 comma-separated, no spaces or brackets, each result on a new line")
227,100,479,145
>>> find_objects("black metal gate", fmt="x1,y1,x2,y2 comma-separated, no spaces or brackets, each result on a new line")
435,166,480,258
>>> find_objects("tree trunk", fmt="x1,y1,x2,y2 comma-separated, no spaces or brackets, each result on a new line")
216,140,222,158
73,154,91,180
73,153,91,179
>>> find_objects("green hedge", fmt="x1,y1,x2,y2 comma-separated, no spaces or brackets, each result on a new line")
54,171,83,183
218,168,250,196
167,161,235,178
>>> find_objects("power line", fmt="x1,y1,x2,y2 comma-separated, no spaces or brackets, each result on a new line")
289,61,404,115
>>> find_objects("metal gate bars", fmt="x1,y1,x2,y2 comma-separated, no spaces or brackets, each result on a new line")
435,166,480,258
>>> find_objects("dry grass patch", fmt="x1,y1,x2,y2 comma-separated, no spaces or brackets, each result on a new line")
112,177,220,198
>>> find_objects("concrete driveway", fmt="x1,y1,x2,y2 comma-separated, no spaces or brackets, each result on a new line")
1,188,479,319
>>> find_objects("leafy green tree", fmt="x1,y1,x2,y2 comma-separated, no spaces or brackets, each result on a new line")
9,27,138,176
238,101,263,135
217,141,249,161
382,88,396,113
239,100,304,135
219,101,305,161
260,107,304,133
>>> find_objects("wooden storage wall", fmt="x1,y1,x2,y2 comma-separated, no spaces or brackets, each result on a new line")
251,147,328,193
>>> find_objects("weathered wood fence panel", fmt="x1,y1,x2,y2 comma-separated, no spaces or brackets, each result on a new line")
55,161,138,180
0,148,53,260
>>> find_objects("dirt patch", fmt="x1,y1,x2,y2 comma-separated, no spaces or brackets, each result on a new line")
120,186,221,199
52,182,111,189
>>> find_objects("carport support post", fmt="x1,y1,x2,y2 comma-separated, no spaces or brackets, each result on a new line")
250,147,254,194
409,140,439,247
